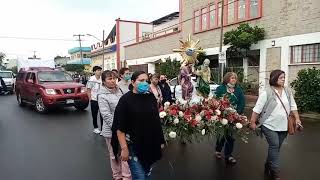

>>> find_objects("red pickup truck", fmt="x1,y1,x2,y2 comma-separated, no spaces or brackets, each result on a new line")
15,67,89,113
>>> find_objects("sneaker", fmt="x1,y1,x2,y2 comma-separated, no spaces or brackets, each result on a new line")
93,128,101,134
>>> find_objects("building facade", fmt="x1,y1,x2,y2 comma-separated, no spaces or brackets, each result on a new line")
124,0,320,89
68,47,92,72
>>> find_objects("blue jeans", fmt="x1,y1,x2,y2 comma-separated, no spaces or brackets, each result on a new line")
128,146,151,180
215,134,235,159
261,126,288,172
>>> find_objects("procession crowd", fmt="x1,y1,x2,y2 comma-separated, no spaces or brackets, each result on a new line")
85,65,303,180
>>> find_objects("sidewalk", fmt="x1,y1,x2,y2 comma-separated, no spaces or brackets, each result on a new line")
244,95,320,121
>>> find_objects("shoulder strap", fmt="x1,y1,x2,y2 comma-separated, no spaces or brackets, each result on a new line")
273,88,289,118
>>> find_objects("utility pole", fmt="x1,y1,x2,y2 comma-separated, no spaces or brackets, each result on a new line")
73,34,85,65
219,0,225,83
102,30,105,71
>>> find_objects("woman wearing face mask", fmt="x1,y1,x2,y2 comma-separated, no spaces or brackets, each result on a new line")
150,73,163,107
214,72,245,165
98,70,131,180
111,71,165,180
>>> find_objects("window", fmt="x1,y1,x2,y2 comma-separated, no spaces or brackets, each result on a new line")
194,10,200,32
193,0,262,34
238,0,246,20
291,43,320,64
217,2,222,26
209,4,216,28
250,0,259,18
201,8,208,31
228,0,235,24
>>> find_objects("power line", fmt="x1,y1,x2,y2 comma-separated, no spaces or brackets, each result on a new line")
0,36,80,41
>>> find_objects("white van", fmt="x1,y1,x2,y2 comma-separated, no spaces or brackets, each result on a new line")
0,70,15,94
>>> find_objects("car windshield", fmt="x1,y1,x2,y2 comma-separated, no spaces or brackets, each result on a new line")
0,72,12,78
38,71,73,82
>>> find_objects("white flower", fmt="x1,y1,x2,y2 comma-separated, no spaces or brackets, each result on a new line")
215,109,221,116
201,129,206,135
236,123,243,129
164,102,170,107
159,111,167,118
221,118,228,125
169,131,177,139
178,111,184,117
173,118,179,124
200,111,205,117
211,115,218,121
195,115,202,122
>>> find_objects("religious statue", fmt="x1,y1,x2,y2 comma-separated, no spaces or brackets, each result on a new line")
195,59,211,98
173,34,204,100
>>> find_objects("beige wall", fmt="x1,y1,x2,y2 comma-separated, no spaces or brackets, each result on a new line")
125,0,320,60
125,33,181,60
182,0,320,49
288,64,320,84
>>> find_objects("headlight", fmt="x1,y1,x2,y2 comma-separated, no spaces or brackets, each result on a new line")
80,87,87,93
45,89,57,95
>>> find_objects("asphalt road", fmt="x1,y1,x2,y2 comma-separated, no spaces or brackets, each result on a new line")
0,94,319,180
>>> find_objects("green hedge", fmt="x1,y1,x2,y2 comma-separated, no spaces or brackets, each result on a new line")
291,67,320,113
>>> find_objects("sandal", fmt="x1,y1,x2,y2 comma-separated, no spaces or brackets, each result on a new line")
215,152,222,159
226,156,237,164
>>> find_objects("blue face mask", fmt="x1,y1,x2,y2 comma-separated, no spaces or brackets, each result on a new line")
137,81,150,94
124,75,131,81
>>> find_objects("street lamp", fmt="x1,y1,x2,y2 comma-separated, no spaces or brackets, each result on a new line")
87,30,105,71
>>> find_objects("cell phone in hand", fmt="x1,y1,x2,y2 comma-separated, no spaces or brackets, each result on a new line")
297,123,303,131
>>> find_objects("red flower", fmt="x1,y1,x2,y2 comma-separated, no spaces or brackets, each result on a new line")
190,119,198,127
169,109,178,116
205,115,212,121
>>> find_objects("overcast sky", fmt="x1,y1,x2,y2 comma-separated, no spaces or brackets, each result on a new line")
0,0,179,60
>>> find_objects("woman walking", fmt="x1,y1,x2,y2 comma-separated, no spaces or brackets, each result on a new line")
98,70,131,180
215,72,245,164
250,69,302,180
111,71,165,180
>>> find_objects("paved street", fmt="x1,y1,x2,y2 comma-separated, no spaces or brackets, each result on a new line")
1,94,319,180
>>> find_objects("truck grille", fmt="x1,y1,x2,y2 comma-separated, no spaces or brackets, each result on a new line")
63,88,75,94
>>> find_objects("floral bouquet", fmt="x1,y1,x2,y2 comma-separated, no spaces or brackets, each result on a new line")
159,96,249,143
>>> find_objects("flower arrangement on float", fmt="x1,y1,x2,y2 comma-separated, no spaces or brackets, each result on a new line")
159,96,249,143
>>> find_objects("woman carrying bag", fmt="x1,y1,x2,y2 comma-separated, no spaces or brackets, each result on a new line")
250,69,303,180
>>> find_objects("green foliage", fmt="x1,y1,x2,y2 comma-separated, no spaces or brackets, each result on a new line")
159,57,181,79
8,66,18,74
224,23,265,50
196,50,207,67
291,67,320,113
62,64,85,73
0,52,5,70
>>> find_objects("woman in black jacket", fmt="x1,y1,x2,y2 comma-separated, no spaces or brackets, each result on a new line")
112,71,165,180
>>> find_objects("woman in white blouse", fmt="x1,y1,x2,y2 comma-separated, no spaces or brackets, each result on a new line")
250,69,302,180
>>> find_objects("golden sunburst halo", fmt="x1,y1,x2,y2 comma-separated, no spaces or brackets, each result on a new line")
173,34,204,66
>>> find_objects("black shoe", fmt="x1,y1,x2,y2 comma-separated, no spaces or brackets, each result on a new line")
264,162,271,175
270,169,281,180
226,156,237,165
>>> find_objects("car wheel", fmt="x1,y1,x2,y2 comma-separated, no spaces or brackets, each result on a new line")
74,102,89,111
16,92,26,107
35,95,47,113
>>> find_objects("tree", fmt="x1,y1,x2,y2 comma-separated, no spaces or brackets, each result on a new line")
224,23,265,58
62,64,85,73
0,52,5,70
159,57,181,80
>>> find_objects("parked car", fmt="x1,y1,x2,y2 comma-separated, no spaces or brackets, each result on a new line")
169,77,219,101
0,70,15,94
15,67,89,113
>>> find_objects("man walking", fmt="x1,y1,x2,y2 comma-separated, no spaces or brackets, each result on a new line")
86,66,103,134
